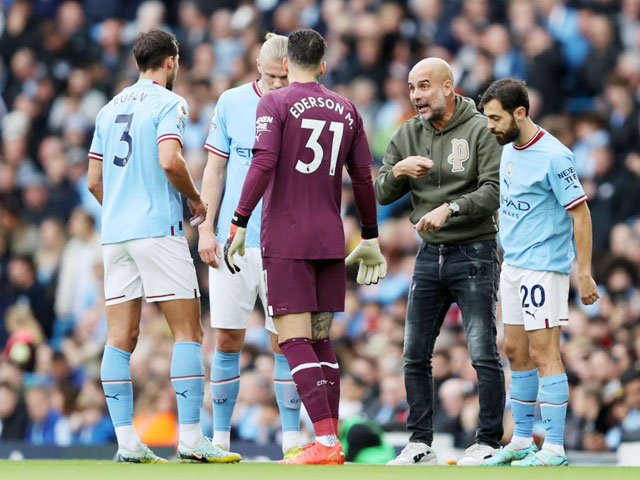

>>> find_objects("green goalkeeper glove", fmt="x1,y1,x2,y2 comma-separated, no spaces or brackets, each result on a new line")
345,238,387,285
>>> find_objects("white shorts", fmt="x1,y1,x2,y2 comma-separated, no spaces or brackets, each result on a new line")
209,247,276,334
500,262,569,331
103,236,200,306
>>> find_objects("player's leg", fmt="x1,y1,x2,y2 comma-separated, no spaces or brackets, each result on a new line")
264,257,342,464
103,299,143,453
275,313,335,443
528,327,567,448
448,241,504,466
158,297,205,445
275,313,343,465
260,253,301,456
501,264,539,451
311,313,339,432
210,329,244,450
270,332,302,456
513,270,569,467
312,259,347,434
133,236,240,463
388,244,447,466
208,247,262,450
101,242,164,463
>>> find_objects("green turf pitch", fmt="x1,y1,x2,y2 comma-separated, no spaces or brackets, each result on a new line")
0,461,638,480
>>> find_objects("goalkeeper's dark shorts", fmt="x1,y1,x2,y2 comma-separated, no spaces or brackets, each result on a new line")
262,257,345,316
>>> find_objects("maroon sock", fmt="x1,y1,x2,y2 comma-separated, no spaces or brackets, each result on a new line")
312,338,340,431
279,337,335,436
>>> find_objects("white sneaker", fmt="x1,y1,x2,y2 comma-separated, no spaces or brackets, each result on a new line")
386,442,438,466
457,443,495,466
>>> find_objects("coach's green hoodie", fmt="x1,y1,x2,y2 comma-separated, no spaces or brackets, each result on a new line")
375,94,501,245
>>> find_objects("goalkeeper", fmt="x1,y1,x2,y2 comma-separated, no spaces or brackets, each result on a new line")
375,57,504,466
224,28,386,465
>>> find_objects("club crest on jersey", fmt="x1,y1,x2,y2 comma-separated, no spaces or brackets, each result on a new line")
177,102,188,117
448,138,470,172
506,162,514,178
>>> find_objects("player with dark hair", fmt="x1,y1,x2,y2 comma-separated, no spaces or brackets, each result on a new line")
481,78,599,466
88,29,241,464
224,28,387,465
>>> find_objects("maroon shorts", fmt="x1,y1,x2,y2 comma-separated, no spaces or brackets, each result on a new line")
262,257,346,316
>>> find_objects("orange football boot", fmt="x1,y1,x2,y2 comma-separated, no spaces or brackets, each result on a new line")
278,441,345,465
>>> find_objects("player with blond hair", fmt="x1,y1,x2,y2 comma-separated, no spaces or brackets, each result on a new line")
197,33,302,459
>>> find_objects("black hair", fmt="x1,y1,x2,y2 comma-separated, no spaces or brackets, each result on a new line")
621,368,640,386
133,29,179,72
287,29,327,70
479,77,530,115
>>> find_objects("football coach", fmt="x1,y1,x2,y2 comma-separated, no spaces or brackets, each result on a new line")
376,57,504,467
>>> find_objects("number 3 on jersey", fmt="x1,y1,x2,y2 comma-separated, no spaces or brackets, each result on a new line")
296,118,344,175
113,113,134,167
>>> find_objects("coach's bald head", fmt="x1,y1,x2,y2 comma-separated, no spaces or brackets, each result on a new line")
408,57,456,129
409,58,454,86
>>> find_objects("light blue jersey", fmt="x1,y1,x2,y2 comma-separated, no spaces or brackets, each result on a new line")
89,79,189,245
499,127,587,274
205,80,264,247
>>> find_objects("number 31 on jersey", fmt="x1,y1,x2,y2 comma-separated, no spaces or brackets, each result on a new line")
296,118,344,175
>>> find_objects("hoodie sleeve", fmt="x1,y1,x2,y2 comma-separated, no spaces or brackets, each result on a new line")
375,128,411,205
451,120,501,218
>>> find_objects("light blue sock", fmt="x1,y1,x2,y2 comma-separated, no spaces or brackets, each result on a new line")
510,368,539,439
539,373,569,446
210,350,240,432
101,345,133,427
171,342,205,425
274,353,301,433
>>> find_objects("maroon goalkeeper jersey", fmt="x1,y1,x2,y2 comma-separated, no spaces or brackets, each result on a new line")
237,81,377,260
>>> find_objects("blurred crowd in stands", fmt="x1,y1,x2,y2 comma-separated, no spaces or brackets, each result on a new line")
1,0,640,453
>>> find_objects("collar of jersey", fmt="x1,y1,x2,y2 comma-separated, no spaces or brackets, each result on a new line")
137,78,163,87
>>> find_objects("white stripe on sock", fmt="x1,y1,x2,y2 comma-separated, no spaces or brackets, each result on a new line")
511,398,537,405
210,377,240,386
290,362,321,375
318,362,339,369
539,401,568,407
171,375,205,381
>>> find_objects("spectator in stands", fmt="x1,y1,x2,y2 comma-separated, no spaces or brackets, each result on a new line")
24,385,71,445
0,380,28,440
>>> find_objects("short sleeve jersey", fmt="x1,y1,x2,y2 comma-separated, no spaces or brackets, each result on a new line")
89,79,189,244
252,81,374,259
204,81,264,246
499,127,587,274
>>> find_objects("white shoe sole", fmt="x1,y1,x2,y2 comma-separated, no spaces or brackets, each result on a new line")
386,456,438,466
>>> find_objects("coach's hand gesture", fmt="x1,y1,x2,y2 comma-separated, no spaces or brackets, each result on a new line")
393,156,434,179
415,203,451,233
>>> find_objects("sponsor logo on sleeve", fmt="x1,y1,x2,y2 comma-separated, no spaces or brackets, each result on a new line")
175,116,185,132
177,102,188,117
255,116,273,142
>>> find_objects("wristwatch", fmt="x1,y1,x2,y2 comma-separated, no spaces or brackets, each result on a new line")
447,201,460,217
